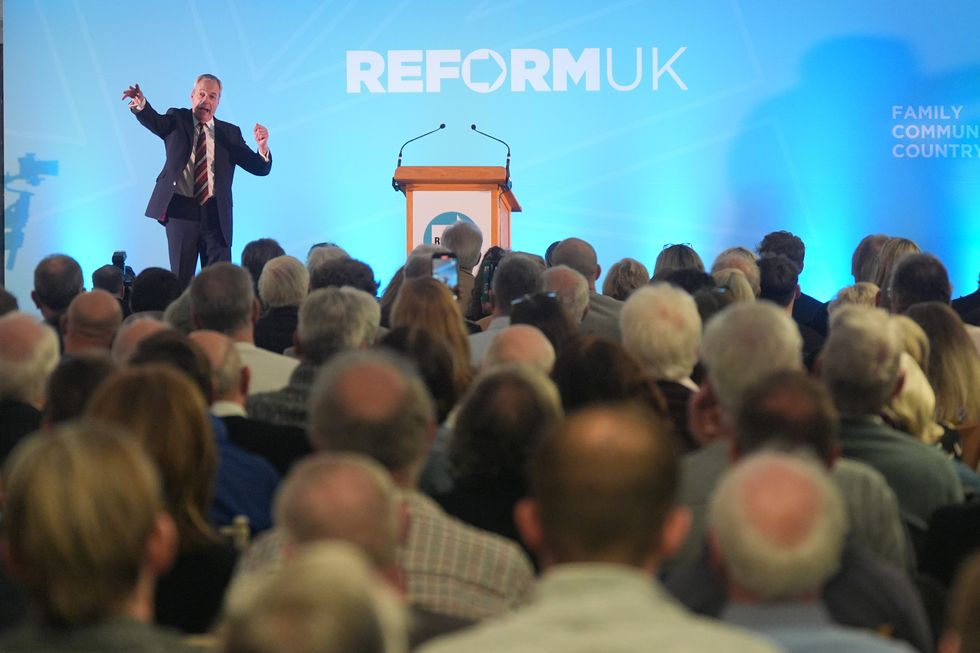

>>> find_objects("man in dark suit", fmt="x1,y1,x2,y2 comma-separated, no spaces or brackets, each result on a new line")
122,75,272,287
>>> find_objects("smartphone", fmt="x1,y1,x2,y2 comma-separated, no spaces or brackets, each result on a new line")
432,253,460,298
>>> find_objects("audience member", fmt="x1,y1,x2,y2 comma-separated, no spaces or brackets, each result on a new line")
249,286,380,429
668,371,933,653
482,324,556,374
241,237,285,296
437,365,563,549
62,289,123,355
191,330,311,476
419,404,780,653
952,273,980,325
392,277,472,391
190,262,298,394
621,283,702,451
711,246,760,297
509,290,579,357
110,315,168,363
254,255,308,354
889,253,953,314
758,254,824,368
712,267,755,303
0,423,192,653
0,313,59,464
221,543,405,653
541,264,590,324
713,453,914,653
306,350,534,620
162,288,195,333
852,234,890,283
551,237,623,340
42,352,117,425
672,301,802,569
821,305,962,530
758,230,828,335
85,365,240,634
658,267,716,295
91,264,129,318
468,252,543,364
309,256,379,295
306,242,350,273
440,221,484,318
551,336,668,418
653,243,705,277
130,267,182,314
31,253,83,349
872,237,921,308
829,282,881,315
602,257,649,301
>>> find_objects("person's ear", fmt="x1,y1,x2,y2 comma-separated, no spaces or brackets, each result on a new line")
239,365,251,397
514,498,543,556
659,506,692,561
145,513,178,578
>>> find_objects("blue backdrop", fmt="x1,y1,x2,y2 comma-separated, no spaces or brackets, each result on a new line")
5,0,979,305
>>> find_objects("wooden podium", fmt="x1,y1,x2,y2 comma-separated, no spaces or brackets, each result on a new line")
393,166,521,257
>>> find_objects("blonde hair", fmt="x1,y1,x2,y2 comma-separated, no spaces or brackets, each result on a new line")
891,314,930,371
712,268,755,303
871,237,920,307
3,422,163,626
827,282,880,316
86,364,219,551
883,353,944,444
392,277,472,391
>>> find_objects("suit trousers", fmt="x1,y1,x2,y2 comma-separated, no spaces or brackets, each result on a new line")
164,194,230,288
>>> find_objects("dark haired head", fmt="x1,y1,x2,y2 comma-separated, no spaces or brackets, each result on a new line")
310,258,379,296
510,292,578,356
241,238,286,291
131,267,182,314
757,231,805,268
653,268,715,295
92,265,124,296
758,254,801,308
377,326,458,423
129,329,213,404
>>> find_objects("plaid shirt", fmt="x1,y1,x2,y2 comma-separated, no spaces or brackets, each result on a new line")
399,490,534,620
230,489,534,622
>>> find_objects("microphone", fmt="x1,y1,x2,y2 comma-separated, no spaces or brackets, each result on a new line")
392,123,445,190
471,124,512,187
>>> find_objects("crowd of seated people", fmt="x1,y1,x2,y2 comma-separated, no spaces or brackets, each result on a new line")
0,229,979,653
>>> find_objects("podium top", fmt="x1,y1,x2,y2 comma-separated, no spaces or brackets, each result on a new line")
393,166,521,211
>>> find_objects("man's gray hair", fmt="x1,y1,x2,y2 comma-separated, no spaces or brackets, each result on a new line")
701,301,802,414
189,263,254,334
306,244,350,273
440,222,484,270
298,288,380,365
542,265,589,324
710,452,846,600
621,284,701,381
821,305,902,416
308,350,435,474
258,256,309,308
0,313,60,403
274,453,399,568
220,542,406,653
33,254,84,312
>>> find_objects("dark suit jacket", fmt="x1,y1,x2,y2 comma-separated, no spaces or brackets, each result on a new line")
134,101,272,246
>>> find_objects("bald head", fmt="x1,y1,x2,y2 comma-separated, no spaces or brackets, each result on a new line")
550,238,599,289
542,265,590,323
308,351,435,484
483,325,556,374
527,404,678,567
0,313,60,405
63,290,123,354
710,453,846,601
275,453,399,568
111,317,167,364
189,330,245,403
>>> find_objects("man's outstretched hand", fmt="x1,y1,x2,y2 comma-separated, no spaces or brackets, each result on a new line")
121,83,145,109
254,123,270,157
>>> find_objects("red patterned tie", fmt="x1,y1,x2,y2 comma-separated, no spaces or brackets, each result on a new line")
193,122,210,204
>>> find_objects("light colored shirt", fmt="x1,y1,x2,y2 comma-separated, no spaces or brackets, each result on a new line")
420,564,782,653
723,601,916,653
234,342,299,395
468,316,510,365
